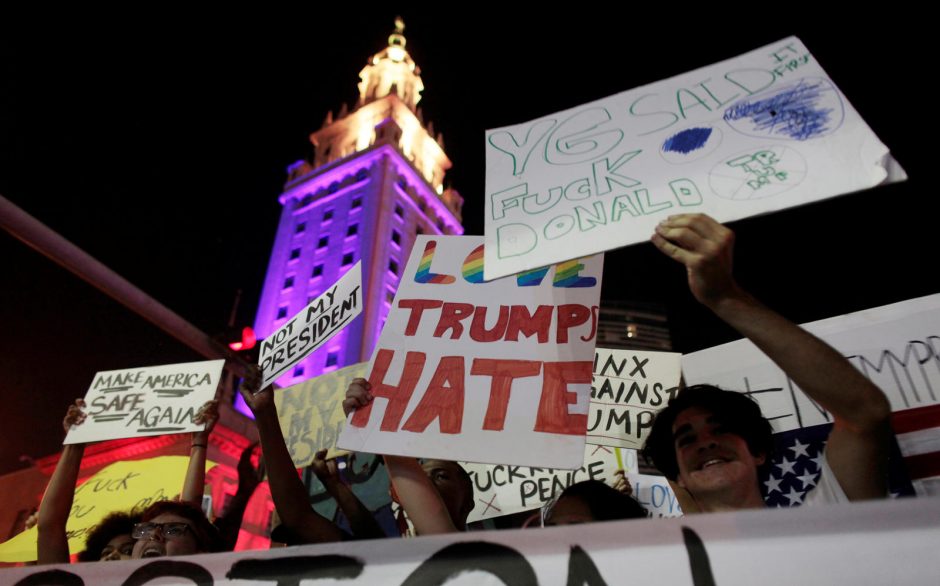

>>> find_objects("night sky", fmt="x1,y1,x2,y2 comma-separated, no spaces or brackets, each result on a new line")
0,12,932,476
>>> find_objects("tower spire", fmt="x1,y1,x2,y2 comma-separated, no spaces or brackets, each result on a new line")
357,17,424,111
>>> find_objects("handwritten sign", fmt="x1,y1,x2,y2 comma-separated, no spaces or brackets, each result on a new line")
337,236,603,468
628,473,684,518
6,498,939,584
0,456,213,563
463,445,637,523
682,293,940,433
275,362,368,467
587,348,682,449
483,36,901,280
260,262,362,388
63,360,224,444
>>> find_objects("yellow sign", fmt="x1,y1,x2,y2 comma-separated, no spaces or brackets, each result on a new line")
275,362,366,467
0,456,214,563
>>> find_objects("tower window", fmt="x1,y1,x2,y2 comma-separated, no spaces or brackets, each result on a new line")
311,264,323,278
324,210,334,221
326,352,339,367
351,197,362,209
388,259,399,275
283,276,295,289
289,248,301,260
317,236,329,249
295,222,306,234
276,306,288,319
293,365,305,377
347,224,358,237
342,252,355,266
395,204,404,218
391,230,401,245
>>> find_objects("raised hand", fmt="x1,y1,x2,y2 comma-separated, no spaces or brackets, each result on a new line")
342,378,373,417
651,213,742,309
62,398,87,433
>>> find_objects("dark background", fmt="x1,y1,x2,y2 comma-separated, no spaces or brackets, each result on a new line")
0,11,930,475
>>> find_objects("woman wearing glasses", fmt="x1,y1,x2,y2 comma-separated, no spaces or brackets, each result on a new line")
131,500,222,558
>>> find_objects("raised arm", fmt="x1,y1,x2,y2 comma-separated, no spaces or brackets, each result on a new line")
37,400,87,565
652,213,891,500
311,449,385,539
213,443,264,551
240,367,344,543
180,400,219,507
344,379,457,534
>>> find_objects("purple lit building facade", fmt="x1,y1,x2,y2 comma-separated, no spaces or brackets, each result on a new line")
253,21,463,389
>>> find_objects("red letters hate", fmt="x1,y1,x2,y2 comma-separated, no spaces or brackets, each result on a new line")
349,350,589,436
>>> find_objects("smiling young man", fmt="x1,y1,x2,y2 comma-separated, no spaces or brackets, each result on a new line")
643,214,891,512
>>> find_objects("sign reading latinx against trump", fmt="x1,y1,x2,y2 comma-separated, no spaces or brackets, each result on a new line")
337,236,603,469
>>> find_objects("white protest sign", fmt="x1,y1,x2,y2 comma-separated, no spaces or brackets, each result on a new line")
259,262,362,388
275,362,368,467
628,473,684,518
682,293,940,433
463,445,637,523
484,36,902,280
6,498,940,585
337,236,603,468
63,359,224,444
587,348,682,449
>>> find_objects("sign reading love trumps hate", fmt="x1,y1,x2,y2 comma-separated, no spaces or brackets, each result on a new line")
64,359,224,444
337,236,603,468
259,262,362,388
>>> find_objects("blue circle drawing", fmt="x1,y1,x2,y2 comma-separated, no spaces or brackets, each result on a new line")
722,77,845,141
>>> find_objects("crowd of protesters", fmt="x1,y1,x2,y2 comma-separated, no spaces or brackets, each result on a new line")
27,214,891,563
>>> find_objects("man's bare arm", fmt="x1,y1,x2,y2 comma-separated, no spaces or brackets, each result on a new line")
652,213,890,500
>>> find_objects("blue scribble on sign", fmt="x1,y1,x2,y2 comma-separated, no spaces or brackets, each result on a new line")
723,79,840,140
662,127,713,154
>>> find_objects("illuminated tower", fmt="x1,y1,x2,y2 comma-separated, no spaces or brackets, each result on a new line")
254,18,463,386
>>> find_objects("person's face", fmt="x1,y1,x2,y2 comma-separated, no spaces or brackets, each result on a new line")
672,406,765,498
544,496,593,526
421,460,472,523
131,513,202,559
99,534,134,561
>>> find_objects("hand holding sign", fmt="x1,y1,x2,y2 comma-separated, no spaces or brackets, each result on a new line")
239,366,274,415
651,213,741,309
192,400,220,442
342,378,373,417
63,398,87,433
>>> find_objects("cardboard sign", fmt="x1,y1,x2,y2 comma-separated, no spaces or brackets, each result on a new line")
64,359,224,444
260,262,362,388
628,473,684,518
682,293,940,433
6,498,939,584
483,36,901,280
463,445,638,523
337,236,603,469
0,456,214,563
275,362,368,467
587,348,682,449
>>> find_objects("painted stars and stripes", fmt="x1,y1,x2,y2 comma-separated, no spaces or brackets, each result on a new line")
760,422,916,507
761,424,831,507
